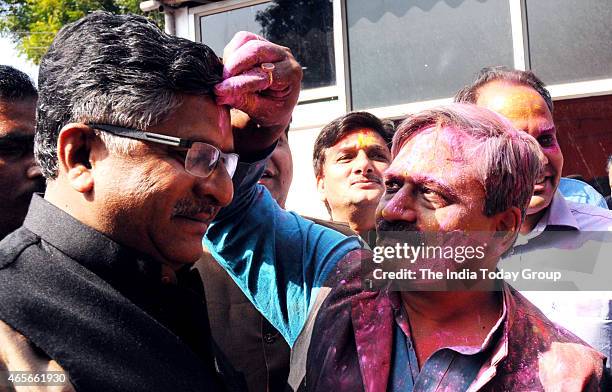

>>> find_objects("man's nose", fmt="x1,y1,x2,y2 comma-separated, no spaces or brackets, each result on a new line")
379,189,417,223
194,167,234,208
353,150,374,174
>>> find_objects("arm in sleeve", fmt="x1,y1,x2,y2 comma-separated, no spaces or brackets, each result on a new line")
205,157,362,346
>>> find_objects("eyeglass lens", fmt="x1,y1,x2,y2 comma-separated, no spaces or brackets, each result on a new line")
185,142,238,178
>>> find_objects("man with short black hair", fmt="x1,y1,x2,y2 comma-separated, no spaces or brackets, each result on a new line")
0,65,44,239
313,112,393,237
0,12,302,391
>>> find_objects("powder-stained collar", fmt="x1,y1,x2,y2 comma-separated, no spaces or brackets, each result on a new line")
353,282,601,391
23,193,172,286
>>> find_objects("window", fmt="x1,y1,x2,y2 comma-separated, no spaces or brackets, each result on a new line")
525,0,612,85
199,0,336,90
346,0,514,110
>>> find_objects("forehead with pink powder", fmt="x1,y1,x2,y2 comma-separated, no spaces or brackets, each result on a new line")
392,125,473,173
389,126,482,203
390,104,543,217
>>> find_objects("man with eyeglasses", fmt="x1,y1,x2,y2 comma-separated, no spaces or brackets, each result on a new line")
0,12,302,391
0,65,45,240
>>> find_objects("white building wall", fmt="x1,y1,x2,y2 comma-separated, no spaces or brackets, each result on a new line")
284,98,348,219
284,126,328,219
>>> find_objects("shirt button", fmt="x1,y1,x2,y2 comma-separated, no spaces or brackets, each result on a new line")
263,333,276,344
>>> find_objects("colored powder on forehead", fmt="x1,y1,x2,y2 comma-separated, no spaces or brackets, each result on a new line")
428,128,469,171
357,133,377,149
485,90,548,122
336,129,380,150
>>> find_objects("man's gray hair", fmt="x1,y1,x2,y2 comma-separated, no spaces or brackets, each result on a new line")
35,11,223,179
392,103,544,218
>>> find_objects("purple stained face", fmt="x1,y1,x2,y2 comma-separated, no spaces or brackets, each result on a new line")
376,126,506,287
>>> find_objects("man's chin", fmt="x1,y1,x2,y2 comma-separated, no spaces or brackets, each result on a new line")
351,188,384,203
527,194,553,216
163,242,204,266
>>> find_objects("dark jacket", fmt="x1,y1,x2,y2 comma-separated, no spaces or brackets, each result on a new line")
0,195,223,391
197,253,291,392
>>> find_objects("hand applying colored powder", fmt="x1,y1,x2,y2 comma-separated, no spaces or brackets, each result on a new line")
215,31,302,133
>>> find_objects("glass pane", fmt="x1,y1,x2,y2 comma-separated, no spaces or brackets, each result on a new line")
347,0,514,110
200,0,335,90
526,0,612,84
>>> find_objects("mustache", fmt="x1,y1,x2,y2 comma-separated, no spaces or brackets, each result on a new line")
352,173,382,184
376,219,425,245
172,198,218,218
376,219,419,232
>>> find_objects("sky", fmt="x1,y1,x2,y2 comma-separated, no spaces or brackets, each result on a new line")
1,36,39,83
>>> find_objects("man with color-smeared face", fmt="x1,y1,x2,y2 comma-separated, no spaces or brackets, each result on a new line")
313,112,393,236
0,66,44,239
456,66,612,370
456,69,562,232
288,104,605,391
455,67,612,233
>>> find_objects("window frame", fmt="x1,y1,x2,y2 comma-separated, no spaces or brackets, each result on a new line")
185,0,612,123
189,0,348,109
510,0,612,101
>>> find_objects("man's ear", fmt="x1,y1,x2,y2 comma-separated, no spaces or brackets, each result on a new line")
316,175,327,202
494,206,522,249
56,123,99,193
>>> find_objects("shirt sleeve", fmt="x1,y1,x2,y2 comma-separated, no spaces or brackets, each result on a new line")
204,157,362,346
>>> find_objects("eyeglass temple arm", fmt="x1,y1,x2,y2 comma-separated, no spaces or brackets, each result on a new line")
88,123,192,148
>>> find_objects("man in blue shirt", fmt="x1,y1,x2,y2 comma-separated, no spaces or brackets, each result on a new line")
204,32,364,349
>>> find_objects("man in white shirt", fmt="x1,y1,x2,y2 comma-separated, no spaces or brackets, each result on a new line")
456,66,612,369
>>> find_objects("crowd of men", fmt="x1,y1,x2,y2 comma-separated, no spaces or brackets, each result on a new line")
0,10,611,392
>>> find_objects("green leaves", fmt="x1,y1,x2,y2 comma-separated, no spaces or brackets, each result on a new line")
0,0,163,64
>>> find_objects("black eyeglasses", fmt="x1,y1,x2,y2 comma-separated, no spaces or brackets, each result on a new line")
88,123,239,178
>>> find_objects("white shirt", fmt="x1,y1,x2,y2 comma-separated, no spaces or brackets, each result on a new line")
510,191,612,363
